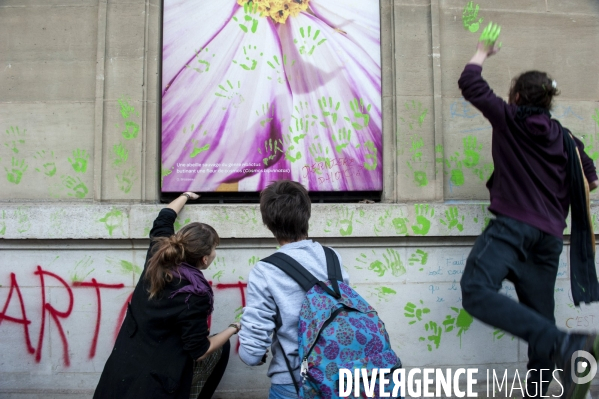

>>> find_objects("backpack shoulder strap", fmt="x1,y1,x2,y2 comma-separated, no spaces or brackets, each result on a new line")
323,246,342,297
261,252,318,292
262,252,340,298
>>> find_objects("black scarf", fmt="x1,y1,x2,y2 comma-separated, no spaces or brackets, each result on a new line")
558,121,599,305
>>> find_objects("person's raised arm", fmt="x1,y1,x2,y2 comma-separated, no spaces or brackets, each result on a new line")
167,191,200,215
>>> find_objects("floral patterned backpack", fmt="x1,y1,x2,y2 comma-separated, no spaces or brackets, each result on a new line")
262,246,402,399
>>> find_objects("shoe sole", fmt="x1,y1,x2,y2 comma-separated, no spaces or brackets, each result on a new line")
567,335,599,399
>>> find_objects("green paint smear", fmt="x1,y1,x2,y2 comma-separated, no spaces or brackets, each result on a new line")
379,287,397,295
99,208,125,236
120,260,142,275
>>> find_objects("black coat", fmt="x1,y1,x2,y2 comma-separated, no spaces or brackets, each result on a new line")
94,208,211,399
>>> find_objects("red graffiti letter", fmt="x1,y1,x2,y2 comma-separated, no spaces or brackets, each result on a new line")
0,273,35,354
215,281,248,351
72,279,124,358
34,266,74,366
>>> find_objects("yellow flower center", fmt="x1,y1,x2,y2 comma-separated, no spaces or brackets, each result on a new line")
237,0,310,24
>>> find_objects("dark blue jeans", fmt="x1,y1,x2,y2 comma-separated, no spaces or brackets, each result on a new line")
461,215,566,397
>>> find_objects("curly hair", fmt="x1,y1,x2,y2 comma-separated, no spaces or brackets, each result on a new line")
508,70,560,110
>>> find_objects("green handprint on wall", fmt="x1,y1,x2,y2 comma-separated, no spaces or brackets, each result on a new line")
117,167,137,194
0,211,6,235
215,80,245,110
122,121,140,140
445,152,465,186
309,141,332,171
462,1,484,33
62,175,88,198
408,249,429,268
161,164,173,185
345,98,371,130
118,98,136,119
4,126,26,154
462,136,481,168
233,2,260,34
391,210,410,235
6,158,28,184
294,26,326,55
358,248,405,278
232,44,262,71
318,96,341,127
16,208,31,233
186,47,214,74
283,133,305,163
332,128,352,153
358,140,378,171
443,307,474,346
338,208,356,236
440,206,465,232
580,133,599,162
260,138,284,166
68,149,89,173
35,150,57,177
404,300,430,325
112,143,129,167
400,101,428,131
411,204,434,236
420,321,443,351
174,217,191,232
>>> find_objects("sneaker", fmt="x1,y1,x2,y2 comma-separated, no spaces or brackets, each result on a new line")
553,333,599,399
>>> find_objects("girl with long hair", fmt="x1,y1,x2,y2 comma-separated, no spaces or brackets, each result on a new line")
94,192,240,399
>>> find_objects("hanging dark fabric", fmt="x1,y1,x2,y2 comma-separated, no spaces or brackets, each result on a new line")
558,121,599,305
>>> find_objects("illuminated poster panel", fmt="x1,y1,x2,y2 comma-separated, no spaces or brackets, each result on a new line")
161,0,381,192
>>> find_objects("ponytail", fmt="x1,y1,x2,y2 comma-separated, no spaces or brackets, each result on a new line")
145,222,219,299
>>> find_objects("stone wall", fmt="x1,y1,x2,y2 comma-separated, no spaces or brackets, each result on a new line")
1,0,599,397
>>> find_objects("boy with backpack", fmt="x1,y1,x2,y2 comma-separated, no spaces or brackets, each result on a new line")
239,180,401,399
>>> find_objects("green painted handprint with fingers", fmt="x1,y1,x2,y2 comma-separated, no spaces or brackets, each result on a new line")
408,249,429,268
186,47,214,74
400,101,428,131
233,44,263,71
440,206,465,232
4,126,26,154
294,26,326,55
112,143,129,167
260,138,284,166
69,149,89,173
581,133,599,162
411,204,434,236
462,1,484,33
117,167,137,194
318,96,341,127
309,141,332,171
6,158,28,184
420,321,442,351
446,152,465,186
332,128,352,153
118,98,136,119
358,140,378,171
345,98,371,130
337,207,356,236
34,150,57,177
391,209,409,235
233,2,260,34
462,136,481,168
443,307,474,346
62,175,88,198
404,300,430,325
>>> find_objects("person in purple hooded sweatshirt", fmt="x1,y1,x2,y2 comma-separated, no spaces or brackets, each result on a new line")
459,37,599,399
94,192,240,399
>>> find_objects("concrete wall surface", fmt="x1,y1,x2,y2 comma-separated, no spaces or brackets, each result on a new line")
1,0,599,398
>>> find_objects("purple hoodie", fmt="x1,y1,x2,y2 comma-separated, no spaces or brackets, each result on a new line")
458,64,597,238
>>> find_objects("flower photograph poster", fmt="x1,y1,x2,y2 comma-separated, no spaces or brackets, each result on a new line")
161,0,382,193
